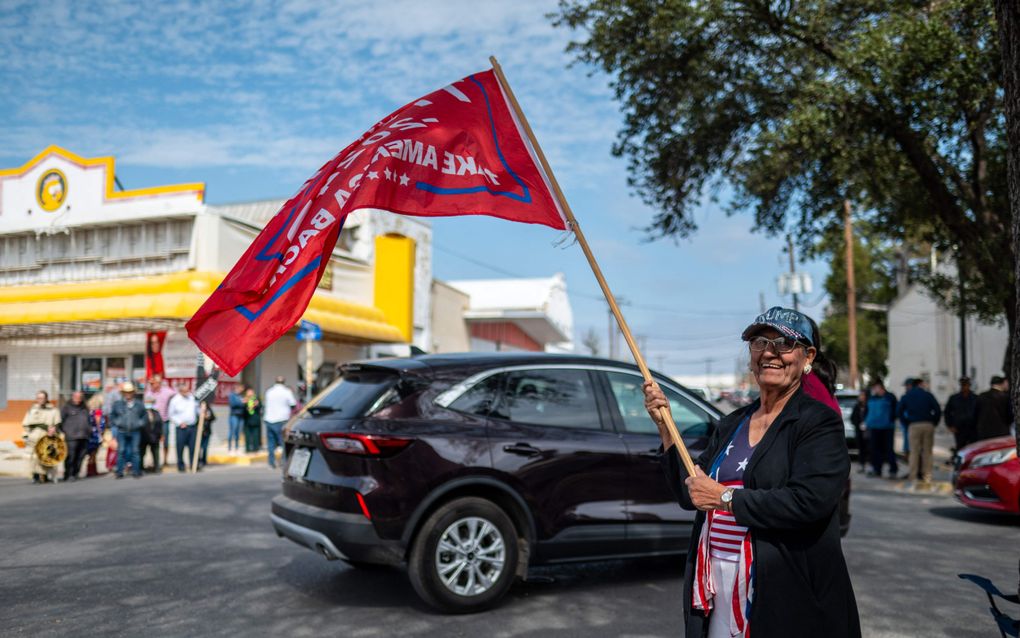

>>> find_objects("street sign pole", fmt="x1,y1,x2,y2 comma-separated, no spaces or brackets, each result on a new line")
296,320,322,404
305,339,313,403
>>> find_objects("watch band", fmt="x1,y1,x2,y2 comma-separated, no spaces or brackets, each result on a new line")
721,488,735,512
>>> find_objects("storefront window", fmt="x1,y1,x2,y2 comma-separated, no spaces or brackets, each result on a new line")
80,358,102,393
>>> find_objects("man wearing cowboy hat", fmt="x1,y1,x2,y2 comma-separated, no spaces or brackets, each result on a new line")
109,381,147,479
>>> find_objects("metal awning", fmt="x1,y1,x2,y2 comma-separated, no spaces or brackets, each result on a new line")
0,271,405,343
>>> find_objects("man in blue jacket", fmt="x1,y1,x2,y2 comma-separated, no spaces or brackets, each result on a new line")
865,380,898,478
898,377,942,487
110,382,148,479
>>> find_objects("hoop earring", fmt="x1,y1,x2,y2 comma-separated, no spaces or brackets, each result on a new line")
803,364,812,375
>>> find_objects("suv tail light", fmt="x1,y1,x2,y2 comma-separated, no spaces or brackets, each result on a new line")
318,432,414,457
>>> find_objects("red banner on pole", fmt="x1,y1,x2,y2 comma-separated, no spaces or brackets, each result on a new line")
186,69,567,376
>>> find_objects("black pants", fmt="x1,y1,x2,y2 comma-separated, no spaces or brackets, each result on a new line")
852,422,868,468
951,426,976,453
244,423,261,452
63,438,88,479
869,428,898,476
140,435,161,471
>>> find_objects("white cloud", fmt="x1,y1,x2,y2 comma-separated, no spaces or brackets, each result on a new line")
0,0,623,187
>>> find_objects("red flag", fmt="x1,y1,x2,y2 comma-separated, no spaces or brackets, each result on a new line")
186,69,567,376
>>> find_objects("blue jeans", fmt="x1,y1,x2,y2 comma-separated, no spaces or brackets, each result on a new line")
265,421,284,468
900,423,910,454
116,429,142,477
228,415,243,451
176,426,196,471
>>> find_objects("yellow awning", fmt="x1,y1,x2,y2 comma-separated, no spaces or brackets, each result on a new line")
0,271,405,343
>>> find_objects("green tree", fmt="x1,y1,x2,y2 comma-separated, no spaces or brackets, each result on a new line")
555,0,1010,362
808,221,900,381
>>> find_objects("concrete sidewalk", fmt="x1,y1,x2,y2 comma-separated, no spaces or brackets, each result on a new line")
0,439,281,478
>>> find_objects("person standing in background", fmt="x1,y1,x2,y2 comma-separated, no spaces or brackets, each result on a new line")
944,377,978,454
144,374,176,470
198,399,216,470
897,378,941,488
109,382,147,479
84,394,107,477
139,402,163,473
864,380,898,478
850,390,869,473
168,384,198,472
975,375,1012,441
243,387,262,453
23,391,62,484
60,391,91,481
227,386,246,454
263,377,297,469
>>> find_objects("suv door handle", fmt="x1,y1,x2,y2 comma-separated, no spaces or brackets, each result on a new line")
637,449,661,460
503,443,542,457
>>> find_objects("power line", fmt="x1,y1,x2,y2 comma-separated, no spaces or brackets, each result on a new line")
433,242,758,318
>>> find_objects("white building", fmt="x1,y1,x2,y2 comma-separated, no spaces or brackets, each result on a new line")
0,146,428,440
446,274,574,352
887,281,1008,404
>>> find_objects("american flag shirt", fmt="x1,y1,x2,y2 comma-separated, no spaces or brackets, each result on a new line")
709,422,753,560
692,416,755,638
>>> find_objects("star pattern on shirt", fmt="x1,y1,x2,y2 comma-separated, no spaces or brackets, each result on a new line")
737,457,749,471
399,173,410,186
366,171,379,180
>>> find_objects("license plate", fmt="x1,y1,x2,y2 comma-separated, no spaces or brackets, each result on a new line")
287,447,311,478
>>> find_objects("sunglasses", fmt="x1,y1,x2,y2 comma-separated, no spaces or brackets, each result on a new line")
748,335,807,354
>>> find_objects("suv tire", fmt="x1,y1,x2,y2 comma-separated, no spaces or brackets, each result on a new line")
408,496,520,613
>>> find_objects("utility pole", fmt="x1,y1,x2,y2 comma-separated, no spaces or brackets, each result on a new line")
705,357,712,389
959,273,968,379
844,200,858,389
759,291,766,313
787,235,799,311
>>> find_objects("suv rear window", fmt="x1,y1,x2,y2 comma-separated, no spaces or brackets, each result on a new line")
306,369,398,417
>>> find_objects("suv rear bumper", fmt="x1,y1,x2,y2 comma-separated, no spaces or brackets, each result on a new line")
271,495,404,566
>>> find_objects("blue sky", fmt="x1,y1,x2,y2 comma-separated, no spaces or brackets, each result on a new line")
0,0,830,378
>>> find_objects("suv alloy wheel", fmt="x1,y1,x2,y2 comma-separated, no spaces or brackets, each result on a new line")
408,497,520,613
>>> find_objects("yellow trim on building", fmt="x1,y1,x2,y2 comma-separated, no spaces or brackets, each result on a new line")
0,271,404,343
373,234,416,342
0,145,205,203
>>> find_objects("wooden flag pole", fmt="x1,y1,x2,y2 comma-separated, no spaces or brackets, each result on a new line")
191,406,205,473
489,56,698,476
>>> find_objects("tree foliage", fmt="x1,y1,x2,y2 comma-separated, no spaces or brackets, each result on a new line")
809,221,900,380
555,0,1010,333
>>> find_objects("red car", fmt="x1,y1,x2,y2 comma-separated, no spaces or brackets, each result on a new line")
953,435,1020,514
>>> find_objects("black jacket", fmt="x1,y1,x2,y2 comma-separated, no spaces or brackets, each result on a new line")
944,392,978,432
662,387,860,638
60,402,92,440
975,388,1012,441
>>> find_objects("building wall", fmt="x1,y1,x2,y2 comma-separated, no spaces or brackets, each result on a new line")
469,322,542,352
430,280,470,353
887,284,1008,404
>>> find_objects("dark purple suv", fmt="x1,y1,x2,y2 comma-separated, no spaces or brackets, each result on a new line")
270,352,848,612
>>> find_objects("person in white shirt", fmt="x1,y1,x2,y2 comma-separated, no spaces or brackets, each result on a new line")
167,384,198,472
263,376,297,469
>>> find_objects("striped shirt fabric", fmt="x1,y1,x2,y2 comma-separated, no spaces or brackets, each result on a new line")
708,419,754,562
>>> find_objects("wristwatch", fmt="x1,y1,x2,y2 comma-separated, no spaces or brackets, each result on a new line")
720,488,735,512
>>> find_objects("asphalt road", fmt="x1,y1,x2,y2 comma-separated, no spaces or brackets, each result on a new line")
1,466,1017,638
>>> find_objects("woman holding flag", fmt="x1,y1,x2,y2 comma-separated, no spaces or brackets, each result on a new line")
644,307,859,638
